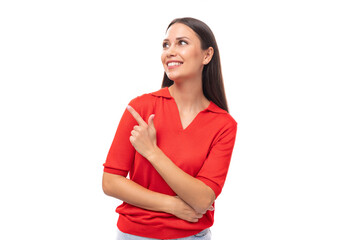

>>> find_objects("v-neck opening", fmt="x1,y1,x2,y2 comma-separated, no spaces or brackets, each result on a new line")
165,87,212,131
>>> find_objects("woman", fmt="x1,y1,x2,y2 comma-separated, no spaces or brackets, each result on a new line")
103,17,237,240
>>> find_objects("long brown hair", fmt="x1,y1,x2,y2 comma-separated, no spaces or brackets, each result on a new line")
161,17,229,112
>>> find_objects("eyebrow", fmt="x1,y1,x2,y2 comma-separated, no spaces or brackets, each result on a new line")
163,36,190,42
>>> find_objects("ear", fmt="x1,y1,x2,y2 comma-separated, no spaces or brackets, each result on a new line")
202,47,214,65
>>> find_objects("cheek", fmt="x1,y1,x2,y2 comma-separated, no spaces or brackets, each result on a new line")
161,53,166,64
182,48,203,63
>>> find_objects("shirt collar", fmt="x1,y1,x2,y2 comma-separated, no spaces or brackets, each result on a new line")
206,101,228,114
151,87,228,114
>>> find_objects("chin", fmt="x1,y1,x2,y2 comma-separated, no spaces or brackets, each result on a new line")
166,73,183,82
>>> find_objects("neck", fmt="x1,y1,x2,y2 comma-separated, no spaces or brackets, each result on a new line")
168,80,209,112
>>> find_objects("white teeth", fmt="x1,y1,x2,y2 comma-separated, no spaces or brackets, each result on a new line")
167,62,182,66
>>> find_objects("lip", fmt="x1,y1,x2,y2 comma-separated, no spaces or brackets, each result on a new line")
166,60,183,69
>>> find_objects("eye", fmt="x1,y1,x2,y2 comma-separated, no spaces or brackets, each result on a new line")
162,42,170,49
179,40,188,45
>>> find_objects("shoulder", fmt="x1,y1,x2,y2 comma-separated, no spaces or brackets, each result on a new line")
128,88,171,115
217,113,237,140
207,102,237,130
129,92,154,106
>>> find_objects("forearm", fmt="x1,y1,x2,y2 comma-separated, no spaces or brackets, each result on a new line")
102,172,172,213
148,148,215,214
102,172,203,222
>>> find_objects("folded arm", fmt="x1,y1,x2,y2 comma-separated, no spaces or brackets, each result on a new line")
148,149,215,214
102,172,204,222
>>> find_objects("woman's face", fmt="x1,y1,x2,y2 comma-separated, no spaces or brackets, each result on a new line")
161,23,212,83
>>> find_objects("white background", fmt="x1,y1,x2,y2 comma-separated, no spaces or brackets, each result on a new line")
1,0,359,239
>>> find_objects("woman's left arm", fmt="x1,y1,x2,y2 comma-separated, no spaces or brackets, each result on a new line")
148,148,215,214
127,106,215,214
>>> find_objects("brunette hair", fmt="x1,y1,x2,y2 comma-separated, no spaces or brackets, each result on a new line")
161,17,229,112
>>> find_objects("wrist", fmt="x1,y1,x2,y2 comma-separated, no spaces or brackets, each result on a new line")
162,195,176,215
147,146,162,163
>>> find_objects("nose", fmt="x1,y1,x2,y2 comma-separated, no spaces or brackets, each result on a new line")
166,44,177,58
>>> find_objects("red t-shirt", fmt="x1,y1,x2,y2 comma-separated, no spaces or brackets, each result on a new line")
103,87,237,239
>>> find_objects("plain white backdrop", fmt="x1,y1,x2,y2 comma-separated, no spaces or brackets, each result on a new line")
0,0,359,239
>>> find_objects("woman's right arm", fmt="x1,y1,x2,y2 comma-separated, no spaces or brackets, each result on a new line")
102,172,203,223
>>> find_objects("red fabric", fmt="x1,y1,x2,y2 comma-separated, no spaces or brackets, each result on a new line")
103,87,237,239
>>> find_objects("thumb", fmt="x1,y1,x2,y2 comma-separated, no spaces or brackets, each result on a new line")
148,114,155,128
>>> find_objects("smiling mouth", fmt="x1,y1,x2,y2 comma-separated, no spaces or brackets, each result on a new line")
167,62,183,67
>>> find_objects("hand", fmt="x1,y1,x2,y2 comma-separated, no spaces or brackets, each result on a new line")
127,105,157,159
170,196,204,223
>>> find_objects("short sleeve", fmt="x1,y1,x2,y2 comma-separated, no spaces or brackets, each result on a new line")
103,98,141,177
196,123,237,198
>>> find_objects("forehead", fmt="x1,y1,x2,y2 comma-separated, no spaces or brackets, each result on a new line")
164,23,199,41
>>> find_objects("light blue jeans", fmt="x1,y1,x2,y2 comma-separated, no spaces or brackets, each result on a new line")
117,228,211,240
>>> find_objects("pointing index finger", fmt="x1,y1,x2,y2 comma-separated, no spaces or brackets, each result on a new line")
127,105,146,126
